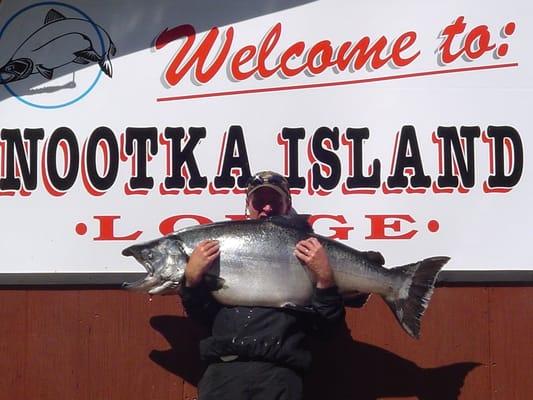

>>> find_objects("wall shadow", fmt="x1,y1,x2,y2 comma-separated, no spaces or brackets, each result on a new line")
149,314,210,385
306,323,479,400
149,315,479,399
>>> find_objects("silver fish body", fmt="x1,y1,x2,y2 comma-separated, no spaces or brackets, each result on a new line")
123,216,449,338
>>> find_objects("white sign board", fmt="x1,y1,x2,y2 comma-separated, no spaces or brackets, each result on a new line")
0,0,531,276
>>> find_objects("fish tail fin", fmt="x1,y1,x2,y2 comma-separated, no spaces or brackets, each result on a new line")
99,53,113,77
99,41,116,78
383,256,449,339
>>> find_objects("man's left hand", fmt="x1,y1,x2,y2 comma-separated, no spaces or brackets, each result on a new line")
294,237,335,288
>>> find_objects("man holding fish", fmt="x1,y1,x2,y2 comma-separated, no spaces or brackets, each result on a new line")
179,171,345,400
121,170,447,397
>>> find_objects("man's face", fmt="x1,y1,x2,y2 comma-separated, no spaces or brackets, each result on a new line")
247,187,290,219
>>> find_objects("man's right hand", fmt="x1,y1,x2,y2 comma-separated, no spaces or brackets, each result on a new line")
184,240,220,287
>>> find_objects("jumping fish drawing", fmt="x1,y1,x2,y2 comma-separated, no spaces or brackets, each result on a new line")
0,8,116,84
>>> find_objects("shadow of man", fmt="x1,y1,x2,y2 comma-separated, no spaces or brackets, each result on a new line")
149,314,209,386
306,322,479,400
149,315,479,400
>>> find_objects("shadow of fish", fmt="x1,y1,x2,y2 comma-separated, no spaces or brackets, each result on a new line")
0,8,116,84
122,215,450,339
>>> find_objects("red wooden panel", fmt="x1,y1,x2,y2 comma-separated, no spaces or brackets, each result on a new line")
0,290,28,399
24,290,87,400
489,287,533,400
78,291,184,400
0,286,531,400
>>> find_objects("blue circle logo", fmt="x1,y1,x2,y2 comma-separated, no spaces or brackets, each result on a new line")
0,2,115,109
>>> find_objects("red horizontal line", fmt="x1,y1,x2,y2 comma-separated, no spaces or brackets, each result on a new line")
156,62,519,102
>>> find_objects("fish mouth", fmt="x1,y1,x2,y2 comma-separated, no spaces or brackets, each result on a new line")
0,58,33,84
122,274,160,292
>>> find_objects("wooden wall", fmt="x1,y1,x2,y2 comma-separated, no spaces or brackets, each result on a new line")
0,286,531,399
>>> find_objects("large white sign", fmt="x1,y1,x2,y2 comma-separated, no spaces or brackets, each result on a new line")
0,0,530,275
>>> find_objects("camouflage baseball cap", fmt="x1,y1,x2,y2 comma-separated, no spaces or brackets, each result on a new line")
246,171,291,200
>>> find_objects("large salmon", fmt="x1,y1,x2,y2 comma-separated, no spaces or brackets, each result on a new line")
122,215,449,338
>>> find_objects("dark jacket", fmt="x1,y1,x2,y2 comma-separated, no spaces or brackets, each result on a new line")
179,283,345,372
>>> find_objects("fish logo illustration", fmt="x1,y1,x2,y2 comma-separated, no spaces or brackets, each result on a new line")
0,8,116,84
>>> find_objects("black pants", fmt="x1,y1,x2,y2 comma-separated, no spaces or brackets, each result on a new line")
198,361,303,400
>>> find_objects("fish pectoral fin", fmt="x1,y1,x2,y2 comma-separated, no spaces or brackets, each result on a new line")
74,49,101,63
72,56,91,65
148,280,181,295
204,274,226,291
44,9,67,25
36,65,53,80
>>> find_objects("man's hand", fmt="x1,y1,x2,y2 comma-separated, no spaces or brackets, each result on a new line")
294,237,335,288
184,240,220,288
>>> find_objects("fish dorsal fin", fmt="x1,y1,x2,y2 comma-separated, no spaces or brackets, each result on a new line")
269,214,313,232
44,9,66,24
